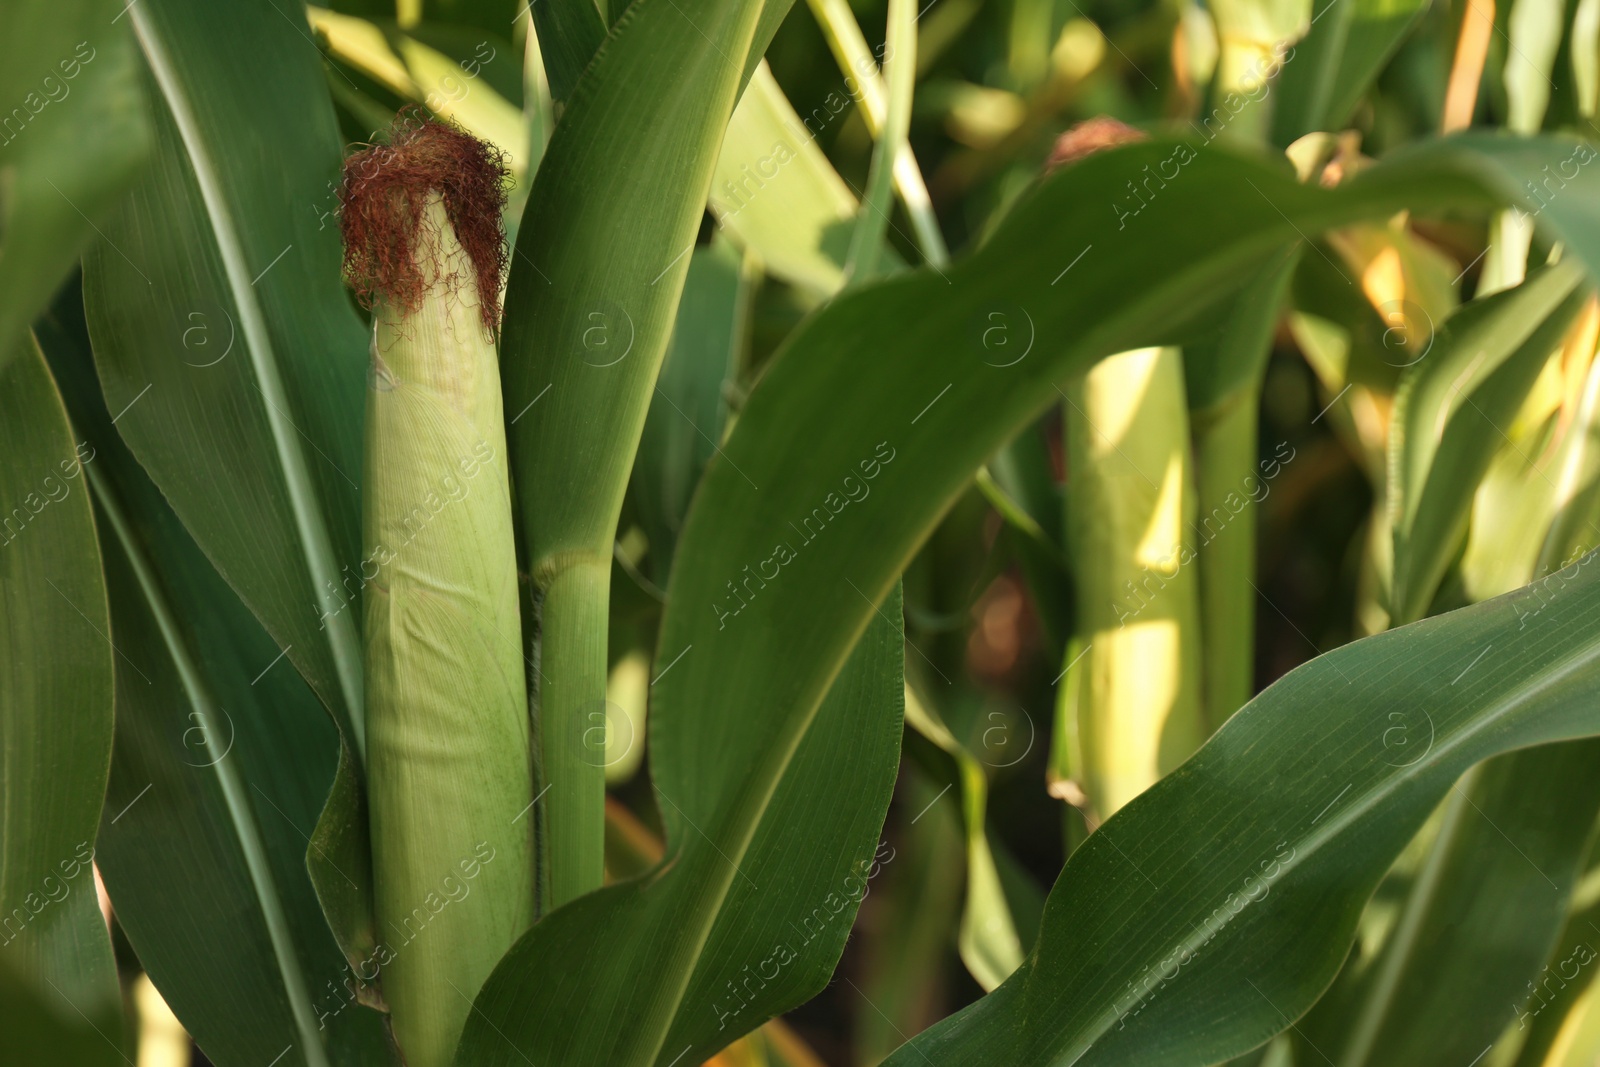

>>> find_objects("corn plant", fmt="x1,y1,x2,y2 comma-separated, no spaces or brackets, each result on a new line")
7,0,1600,1065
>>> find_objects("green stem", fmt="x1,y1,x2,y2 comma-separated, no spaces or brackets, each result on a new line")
540,556,611,909
806,0,949,267
1193,387,1259,730
1188,246,1300,728
843,0,915,283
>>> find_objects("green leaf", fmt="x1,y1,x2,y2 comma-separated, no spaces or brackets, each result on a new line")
1300,741,1600,1066
0,335,120,1052
1303,346,1600,1067
306,743,377,972
713,62,858,300
1389,260,1589,623
83,0,367,752
498,0,769,906
525,0,604,104
461,591,904,1065
306,11,529,176
1270,0,1432,144
1506,866,1600,1064
35,293,395,1067
0,0,150,370
631,237,751,583
890,553,1600,1064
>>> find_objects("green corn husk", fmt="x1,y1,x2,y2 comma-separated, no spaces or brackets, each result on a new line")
353,160,533,1063
1057,346,1204,820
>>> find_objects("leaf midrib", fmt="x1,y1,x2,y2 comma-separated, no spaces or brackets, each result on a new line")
88,464,331,1067
1047,618,1600,1066
128,5,365,759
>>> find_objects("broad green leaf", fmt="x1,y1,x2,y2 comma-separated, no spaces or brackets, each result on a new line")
0,0,150,370
1388,260,1588,623
1314,341,1600,1067
1270,0,1432,144
461,132,1600,1067
524,0,604,104
36,294,396,1067
632,237,751,584
713,62,859,300
0,337,120,1050
1299,741,1600,1066
597,801,854,1067
498,0,768,906
83,0,367,756
891,555,1600,1065
462,593,904,1065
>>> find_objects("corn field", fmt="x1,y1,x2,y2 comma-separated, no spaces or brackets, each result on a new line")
5,0,1600,1064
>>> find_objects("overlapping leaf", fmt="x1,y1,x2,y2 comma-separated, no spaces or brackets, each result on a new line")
83,0,368,749
1271,0,1432,143
38,292,396,1067
0,0,149,368
1389,260,1589,622
1299,742,1600,1067
0,338,119,1050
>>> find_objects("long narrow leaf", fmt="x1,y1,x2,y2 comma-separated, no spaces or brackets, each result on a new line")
84,0,367,750
0,337,120,1047
0,0,149,368
37,294,396,1067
